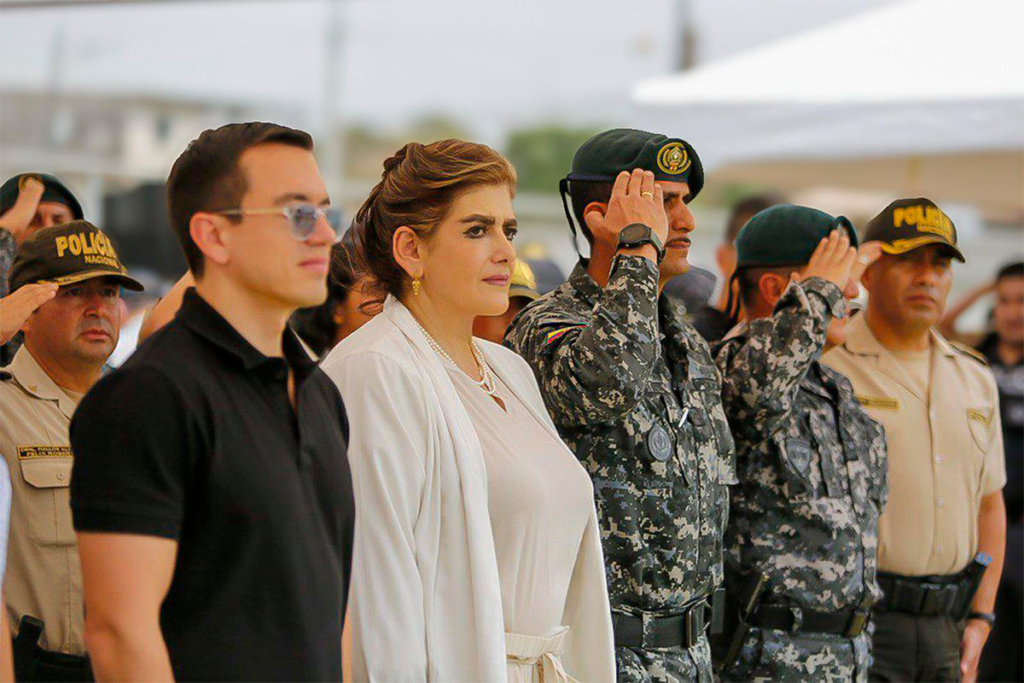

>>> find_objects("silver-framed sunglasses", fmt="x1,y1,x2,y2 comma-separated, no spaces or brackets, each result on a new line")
215,204,344,241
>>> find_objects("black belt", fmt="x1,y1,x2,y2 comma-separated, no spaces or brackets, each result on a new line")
877,572,973,617
613,595,716,649
751,603,872,638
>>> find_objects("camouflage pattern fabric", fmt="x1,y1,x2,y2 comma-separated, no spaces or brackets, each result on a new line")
506,255,736,683
713,277,888,683
0,227,23,366
1,226,14,299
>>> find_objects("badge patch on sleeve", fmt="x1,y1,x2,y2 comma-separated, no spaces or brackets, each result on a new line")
545,325,584,345
18,446,73,460
855,395,900,411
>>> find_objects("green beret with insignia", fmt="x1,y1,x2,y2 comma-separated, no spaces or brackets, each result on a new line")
735,204,859,269
566,128,704,198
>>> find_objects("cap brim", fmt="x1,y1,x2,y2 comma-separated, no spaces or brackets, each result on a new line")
42,269,146,292
508,285,540,301
881,235,965,262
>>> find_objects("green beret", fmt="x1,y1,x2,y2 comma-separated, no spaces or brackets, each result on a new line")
736,204,859,269
0,173,84,220
566,128,704,200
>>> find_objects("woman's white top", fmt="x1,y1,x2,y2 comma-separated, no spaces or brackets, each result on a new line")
321,297,614,682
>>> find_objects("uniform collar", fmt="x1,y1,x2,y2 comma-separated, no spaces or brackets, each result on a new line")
178,288,316,374
8,346,80,418
567,259,602,305
842,312,955,358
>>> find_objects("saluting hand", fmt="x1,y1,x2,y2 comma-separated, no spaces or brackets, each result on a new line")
586,169,669,250
0,282,59,345
792,229,858,289
0,176,45,246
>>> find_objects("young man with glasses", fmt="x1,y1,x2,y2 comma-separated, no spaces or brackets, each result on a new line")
69,122,355,681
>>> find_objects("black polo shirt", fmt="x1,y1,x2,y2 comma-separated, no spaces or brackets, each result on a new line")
70,289,355,682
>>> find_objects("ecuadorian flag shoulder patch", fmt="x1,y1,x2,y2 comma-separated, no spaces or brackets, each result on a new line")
545,325,584,345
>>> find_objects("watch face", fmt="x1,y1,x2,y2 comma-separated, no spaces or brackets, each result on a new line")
621,224,648,242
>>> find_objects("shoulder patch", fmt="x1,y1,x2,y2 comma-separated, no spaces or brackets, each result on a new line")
545,325,585,345
949,339,988,365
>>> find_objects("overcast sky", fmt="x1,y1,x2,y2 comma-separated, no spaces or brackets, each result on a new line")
0,0,897,138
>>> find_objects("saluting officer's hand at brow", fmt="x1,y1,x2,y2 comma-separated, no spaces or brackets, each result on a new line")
792,230,858,289
586,169,669,248
0,177,45,246
0,282,59,345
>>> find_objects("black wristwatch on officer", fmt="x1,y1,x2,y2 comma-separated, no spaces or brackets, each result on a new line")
616,223,665,262
968,611,996,628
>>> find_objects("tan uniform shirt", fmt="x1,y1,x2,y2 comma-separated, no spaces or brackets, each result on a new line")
823,314,1006,576
0,347,85,654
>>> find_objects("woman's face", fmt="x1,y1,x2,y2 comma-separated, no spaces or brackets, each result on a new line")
418,184,518,318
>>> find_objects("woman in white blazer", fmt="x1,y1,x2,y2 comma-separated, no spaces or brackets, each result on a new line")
321,140,614,683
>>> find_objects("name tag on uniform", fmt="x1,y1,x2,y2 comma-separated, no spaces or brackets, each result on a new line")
18,446,73,460
855,395,900,411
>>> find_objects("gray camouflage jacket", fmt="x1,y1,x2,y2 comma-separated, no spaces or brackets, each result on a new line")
714,277,887,613
506,255,737,616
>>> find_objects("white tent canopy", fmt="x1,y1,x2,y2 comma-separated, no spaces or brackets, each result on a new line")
631,0,1024,216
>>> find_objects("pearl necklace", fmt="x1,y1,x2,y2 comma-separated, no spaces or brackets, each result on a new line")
414,319,497,396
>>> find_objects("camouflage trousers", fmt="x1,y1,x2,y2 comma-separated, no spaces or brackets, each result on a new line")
718,627,872,683
616,636,714,683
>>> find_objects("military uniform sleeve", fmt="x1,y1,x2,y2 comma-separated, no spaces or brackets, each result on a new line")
981,375,1008,496
70,366,199,539
0,227,15,298
506,255,660,426
714,277,845,448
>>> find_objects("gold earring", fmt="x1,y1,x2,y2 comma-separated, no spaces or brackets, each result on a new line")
412,278,421,296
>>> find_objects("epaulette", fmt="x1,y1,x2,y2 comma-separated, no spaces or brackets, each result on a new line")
949,339,989,365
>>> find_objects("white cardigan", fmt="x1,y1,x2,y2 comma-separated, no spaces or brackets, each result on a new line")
321,297,614,682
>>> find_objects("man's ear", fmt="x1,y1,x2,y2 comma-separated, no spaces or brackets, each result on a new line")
582,201,608,234
758,272,788,310
189,213,231,268
392,226,424,281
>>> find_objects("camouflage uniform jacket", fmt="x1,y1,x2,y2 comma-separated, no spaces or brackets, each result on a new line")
506,255,737,626
714,277,888,617
1,227,22,366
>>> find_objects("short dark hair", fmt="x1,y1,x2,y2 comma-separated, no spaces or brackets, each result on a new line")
567,179,614,245
725,194,783,244
166,122,313,276
997,260,1024,282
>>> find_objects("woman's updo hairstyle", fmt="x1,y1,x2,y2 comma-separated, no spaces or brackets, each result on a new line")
352,138,517,302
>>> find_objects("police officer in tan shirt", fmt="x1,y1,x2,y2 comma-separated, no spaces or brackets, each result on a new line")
0,220,142,682
824,198,1006,683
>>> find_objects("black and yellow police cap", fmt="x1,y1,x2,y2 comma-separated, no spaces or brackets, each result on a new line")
10,220,144,293
864,198,965,262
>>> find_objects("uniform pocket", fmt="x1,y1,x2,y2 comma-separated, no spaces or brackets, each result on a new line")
773,432,815,499
18,457,75,546
966,405,994,453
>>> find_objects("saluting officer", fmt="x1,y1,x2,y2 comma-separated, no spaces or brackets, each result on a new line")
506,129,736,683
713,206,887,681
0,221,142,682
823,199,1006,683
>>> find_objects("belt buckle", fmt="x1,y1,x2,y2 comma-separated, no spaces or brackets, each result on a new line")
788,606,804,635
641,611,656,650
845,608,871,637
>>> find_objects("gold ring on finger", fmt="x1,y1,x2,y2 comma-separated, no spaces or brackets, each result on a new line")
641,191,654,199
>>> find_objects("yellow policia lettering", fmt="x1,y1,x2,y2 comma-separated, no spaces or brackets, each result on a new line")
855,395,900,411
891,205,953,240
55,232,119,259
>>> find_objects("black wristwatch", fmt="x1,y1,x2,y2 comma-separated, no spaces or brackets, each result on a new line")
616,223,665,261
968,611,996,628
